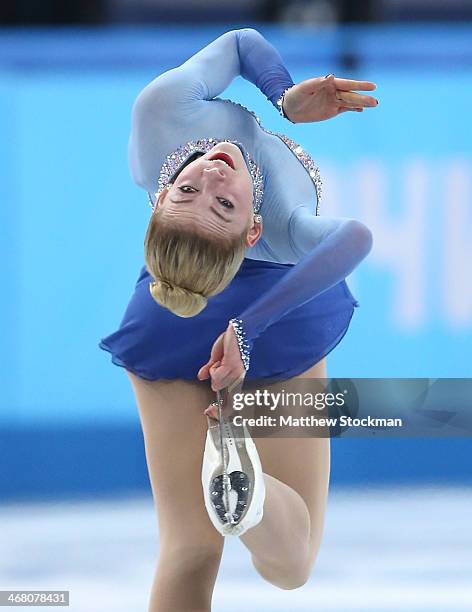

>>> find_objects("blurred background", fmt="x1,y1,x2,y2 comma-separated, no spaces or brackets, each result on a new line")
0,0,471,610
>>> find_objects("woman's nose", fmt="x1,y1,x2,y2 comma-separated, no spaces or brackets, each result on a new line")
203,166,226,180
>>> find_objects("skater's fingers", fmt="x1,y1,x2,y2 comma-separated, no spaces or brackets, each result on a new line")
210,365,234,392
204,402,220,420
197,360,214,380
197,363,210,380
210,332,225,360
211,369,245,393
198,332,225,380
198,354,223,380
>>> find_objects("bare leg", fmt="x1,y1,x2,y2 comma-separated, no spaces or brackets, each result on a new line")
239,358,330,589
126,373,224,612
126,357,330,606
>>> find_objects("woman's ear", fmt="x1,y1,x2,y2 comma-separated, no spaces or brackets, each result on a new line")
245,217,263,247
154,184,172,212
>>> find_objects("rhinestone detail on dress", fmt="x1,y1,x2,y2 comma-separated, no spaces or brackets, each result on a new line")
216,98,322,216
154,138,264,214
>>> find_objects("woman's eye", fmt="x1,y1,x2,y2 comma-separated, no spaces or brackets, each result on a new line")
217,198,234,209
179,185,197,193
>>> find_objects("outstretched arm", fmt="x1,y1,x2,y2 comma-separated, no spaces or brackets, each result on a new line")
234,212,372,346
129,28,378,191
198,209,373,390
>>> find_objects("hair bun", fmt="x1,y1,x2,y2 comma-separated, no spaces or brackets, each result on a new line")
149,279,208,317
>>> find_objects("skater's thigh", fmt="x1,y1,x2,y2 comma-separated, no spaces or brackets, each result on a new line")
249,358,330,547
126,371,223,551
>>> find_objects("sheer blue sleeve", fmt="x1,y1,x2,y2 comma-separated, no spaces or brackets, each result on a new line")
236,29,295,108
230,208,374,370
175,27,294,107
132,28,293,113
129,29,294,189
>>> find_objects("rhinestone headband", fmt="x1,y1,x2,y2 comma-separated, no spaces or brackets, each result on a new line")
153,138,264,214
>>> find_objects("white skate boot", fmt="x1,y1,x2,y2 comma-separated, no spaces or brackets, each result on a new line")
201,389,265,537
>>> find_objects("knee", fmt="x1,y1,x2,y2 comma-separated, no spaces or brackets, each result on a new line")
160,542,223,575
275,563,311,590
275,572,310,590
252,555,312,590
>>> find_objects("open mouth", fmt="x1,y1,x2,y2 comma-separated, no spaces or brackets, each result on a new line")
207,152,235,170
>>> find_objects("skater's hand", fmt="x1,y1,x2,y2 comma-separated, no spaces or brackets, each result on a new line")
197,324,246,393
202,366,245,420
197,331,225,387
282,74,378,123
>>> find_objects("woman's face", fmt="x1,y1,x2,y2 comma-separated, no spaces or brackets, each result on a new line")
155,142,259,243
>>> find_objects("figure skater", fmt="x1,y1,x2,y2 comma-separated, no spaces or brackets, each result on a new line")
99,28,377,611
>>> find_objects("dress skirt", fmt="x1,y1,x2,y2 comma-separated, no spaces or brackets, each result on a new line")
98,258,360,383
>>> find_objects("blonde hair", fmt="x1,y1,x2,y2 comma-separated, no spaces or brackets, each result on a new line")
144,206,250,317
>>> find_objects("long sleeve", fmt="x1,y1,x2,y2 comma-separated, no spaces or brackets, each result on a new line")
132,28,293,115
128,28,294,190
231,207,374,367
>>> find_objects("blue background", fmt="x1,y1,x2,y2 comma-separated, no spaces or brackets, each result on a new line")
1,25,471,501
